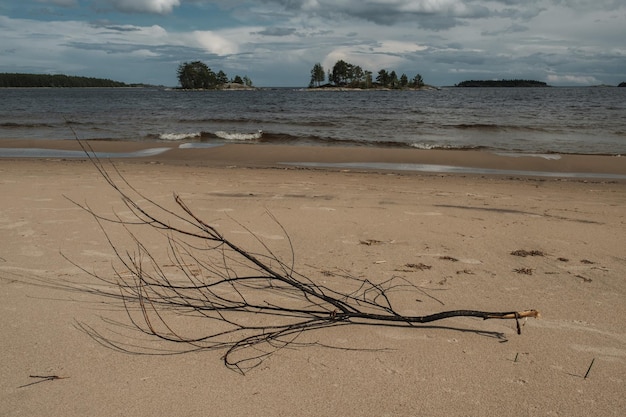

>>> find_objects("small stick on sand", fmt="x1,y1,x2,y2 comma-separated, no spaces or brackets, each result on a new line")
584,358,596,379
18,375,69,388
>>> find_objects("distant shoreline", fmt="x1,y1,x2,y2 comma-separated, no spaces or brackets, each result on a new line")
455,79,549,87
0,73,132,88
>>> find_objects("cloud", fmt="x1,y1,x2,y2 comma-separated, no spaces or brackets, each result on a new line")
481,23,529,36
263,0,500,28
0,15,184,82
320,40,429,75
2,1,625,86
546,74,600,85
107,0,181,14
551,0,624,12
254,27,297,36
90,22,143,32
192,30,239,55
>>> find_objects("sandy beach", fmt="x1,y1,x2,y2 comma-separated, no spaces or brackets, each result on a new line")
1,141,625,416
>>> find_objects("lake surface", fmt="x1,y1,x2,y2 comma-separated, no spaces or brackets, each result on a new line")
1,87,625,155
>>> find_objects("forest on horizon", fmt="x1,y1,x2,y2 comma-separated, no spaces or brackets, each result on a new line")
0,73,132,88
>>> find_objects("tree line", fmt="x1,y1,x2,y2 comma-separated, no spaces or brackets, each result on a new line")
309,60,425,89
177,61,253,89
0,73,128,88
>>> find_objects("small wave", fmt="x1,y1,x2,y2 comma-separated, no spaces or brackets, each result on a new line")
199,131,457,149
178,117,267,124
158,132,201,141
410,143,445,150
454,123,502,130
258,133,404,147
449,123,552,133
214,130,264,141
409,142,487,151
0,122,55,128
0,122,22,128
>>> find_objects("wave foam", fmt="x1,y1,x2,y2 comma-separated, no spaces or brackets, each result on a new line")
159,132,201,141
410,143,441,150
409,143,484,151
214,130,263,141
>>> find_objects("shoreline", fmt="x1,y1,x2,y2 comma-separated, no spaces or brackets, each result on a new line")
1,138,625,179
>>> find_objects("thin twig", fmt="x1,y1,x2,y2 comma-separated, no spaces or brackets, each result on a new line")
584,358,596,379
18,375,69,388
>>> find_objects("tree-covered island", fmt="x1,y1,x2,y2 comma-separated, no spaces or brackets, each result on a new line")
308,60,430,90
176,61,254,90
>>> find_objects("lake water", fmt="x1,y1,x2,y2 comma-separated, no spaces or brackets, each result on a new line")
1,87,625,155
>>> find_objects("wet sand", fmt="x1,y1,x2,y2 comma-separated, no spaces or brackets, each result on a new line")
1,138,625,178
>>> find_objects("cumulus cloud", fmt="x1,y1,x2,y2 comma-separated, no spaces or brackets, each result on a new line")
192,30,239,55
321,40,429,74
323,47,401,73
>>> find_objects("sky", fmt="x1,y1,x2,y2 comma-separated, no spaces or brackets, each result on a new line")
1,0,625,87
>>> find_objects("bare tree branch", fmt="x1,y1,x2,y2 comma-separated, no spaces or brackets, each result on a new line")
59,137,540,374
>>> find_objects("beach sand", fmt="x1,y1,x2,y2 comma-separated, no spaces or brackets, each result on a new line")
1,141,625,416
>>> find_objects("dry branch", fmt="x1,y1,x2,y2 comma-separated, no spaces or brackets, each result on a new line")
65,138,540,373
